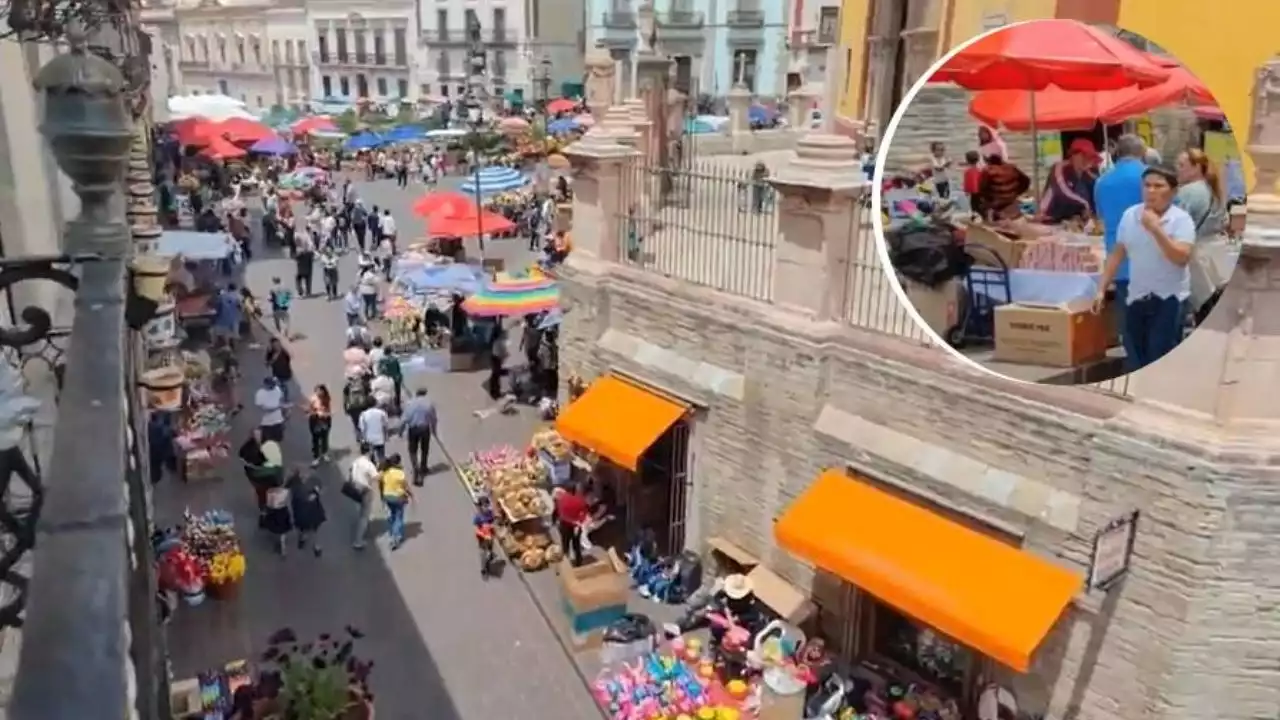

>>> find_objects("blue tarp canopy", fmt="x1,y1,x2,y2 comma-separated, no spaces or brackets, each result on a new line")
546,118,581,135
343,131,384,151
396,264,486,294
384,125,428,142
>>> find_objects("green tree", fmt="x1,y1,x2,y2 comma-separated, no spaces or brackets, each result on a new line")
334,109,360,134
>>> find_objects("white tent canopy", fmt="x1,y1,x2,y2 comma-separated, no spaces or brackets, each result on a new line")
167,94,258,121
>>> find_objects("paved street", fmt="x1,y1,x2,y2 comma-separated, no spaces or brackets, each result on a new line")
158,177,603,720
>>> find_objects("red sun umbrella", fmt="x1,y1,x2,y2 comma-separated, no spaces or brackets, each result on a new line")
1094,54,1216,123
412,190,480,219
546,98,576,114
931,20,1169,91
200,136,247,160
970,87,1136,132
170,117,217,146
214,117,274,143
291,116,337,135
426,211,516,238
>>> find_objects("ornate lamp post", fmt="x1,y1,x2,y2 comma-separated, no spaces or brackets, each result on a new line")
538,55,552,105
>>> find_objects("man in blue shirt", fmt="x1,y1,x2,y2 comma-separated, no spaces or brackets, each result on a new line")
213,283,243,348
1093,134,1147,361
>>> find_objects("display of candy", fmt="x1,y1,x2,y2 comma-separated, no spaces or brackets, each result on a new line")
181,509,241,561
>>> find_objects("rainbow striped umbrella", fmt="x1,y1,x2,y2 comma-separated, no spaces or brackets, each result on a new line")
462,271,559,317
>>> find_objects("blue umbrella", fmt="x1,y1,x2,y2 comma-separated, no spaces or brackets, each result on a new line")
748,104,777,125
384,125,427,143
397,264,485,294
343,131,384,151
249,135,297,156
460,166,529,196
546,118,581,135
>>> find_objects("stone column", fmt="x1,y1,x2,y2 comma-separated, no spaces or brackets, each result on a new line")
603,105,639,147
767,132,868,319
583,49,617,124
635,53,672,166
787,84,818,130
864,35,897,142
564,129,640,263
727,84,751,134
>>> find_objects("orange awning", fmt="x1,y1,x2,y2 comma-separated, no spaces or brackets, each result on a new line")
555,376,687,471
775,470,1082,672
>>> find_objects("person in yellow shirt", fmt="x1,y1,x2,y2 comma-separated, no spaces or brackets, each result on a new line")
379,453,413,550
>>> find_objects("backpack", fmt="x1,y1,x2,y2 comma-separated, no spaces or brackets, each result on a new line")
343,377,370,414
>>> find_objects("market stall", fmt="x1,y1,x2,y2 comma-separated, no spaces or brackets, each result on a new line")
155,509,247,606
158,230,242,335
458,444,560,572
168,351,234,481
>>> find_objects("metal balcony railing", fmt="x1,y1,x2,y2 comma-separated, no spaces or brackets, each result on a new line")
603,10,636,27
727,8,765,26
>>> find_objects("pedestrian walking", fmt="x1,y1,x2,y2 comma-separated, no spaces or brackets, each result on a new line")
239,429,271,517
487,325,508,400
343,286,363,327
351,201,368,252
342,372,373,441
287,466,326,557
358,401,390,464
380,453,413,550
294,227,316,296
265,337,294,402
267,277,293,338
381,209,397,254
262,469,294,555
320,248,340,300
402,388,437,484
305,384,332,465
358,266,380,321
347,448,379,550
254,375,287,443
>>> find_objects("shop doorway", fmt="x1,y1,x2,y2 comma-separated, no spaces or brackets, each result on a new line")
638,417,691,554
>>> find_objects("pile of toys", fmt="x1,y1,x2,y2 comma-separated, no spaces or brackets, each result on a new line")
592,648,746,720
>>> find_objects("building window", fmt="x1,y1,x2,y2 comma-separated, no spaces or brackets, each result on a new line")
354,29,367,64
357,73,369,97
869,599,974,699
377,77,388,96
218,79,229,95
256,95,263,107
455,84,465,96
817,6,838,45
393,28,407,66
236,38,245,64
286,69,296,93
674,55,692,94
252,39,261,66
322,75,333,97
373,32,385,64
492,7,506,40
317,34,329,62
493,49,506,78
335,29,348,61
464,9,478,39
339,76,350,96
398,79,409,99
273,39,281,63
218,37,226,64
437,9,448,40
440,84,449,97
297,40,307,64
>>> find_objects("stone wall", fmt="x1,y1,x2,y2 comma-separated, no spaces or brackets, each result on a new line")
558,254,1280,720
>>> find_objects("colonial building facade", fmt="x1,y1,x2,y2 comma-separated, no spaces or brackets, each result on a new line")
416,0,530,101
309,0,421,104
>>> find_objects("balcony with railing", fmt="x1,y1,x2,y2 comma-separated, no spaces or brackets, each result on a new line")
7,37,166,720
602,9,637,28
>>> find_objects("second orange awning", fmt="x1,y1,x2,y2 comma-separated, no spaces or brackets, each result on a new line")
775,470,1082,672
555,376,688,470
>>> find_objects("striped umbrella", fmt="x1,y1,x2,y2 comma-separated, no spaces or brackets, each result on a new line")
459,166,530,196
462,270,559,317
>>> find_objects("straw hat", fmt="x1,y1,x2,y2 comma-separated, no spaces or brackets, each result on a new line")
723,573,754,600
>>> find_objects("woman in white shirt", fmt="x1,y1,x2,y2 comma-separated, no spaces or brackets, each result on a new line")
348,451,380,549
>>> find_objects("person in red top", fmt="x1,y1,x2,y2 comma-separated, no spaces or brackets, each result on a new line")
553,485,590,566
962,150,983,214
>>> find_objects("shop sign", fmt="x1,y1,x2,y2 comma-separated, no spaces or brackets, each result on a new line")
1087,510,1139,591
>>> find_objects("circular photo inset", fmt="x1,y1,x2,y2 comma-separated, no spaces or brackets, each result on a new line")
874,20,1245,386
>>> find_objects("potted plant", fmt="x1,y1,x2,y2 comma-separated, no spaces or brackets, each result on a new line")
257,627,375,720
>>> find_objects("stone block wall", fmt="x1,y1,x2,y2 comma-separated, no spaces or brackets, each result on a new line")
557,256,1280,720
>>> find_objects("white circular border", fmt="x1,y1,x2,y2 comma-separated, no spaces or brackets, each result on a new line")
869,20,1046,385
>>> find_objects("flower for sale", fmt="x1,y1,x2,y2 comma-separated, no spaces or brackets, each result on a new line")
207,550,246,585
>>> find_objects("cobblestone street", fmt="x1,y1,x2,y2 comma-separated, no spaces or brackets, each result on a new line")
158,178,602,720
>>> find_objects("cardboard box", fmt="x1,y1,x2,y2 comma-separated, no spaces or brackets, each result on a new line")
963,222,1041,269
558,549,630,634
993,301,1109,367
903,277,962,337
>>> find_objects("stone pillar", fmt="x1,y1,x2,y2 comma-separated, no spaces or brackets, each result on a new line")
787,84,819,130
564,129,640,263
583,49,617,125
636,53,672,166
864,36,897,141
768,133,868,319
603,106,639,147
727,84,751,134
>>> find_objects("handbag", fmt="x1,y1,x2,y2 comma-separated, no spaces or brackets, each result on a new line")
340,467,367,503
264,486,290,509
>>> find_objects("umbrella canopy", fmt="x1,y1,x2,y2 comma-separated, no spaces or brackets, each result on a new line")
397,264,486,294
1097,54,1215,121
546,98,577,114
492,268,555,291
546,153,571,170
1193,105,1226,122
573,114,595,128
383,125,427,143
459,166,529,196
427,211,517,238
462,276,559,317
215,117,274,143
546,118,581,135
930,20,1169,91
748,104,777,124
343,131,385,151
169,117,217,145
249,135,298,155
292,115,338,135
412,190,480,219
499,116,530,132
200,136,246,160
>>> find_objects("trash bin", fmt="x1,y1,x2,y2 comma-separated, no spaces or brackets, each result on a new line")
759,666,807,720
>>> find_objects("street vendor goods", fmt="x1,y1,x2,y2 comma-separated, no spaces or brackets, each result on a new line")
592,649,753,720
156,509,247,603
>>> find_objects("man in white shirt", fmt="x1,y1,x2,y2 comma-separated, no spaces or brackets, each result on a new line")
254,377,287,442
370,373,395,410
381,210,397,248
320,213,337,248
358,268,380,320
358,403,390,462
1094,165,1194,373
348,450,380,549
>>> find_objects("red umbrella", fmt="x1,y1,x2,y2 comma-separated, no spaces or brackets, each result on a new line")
1095,54,1216,122
546,98,576,114
214,117,274,143
291,116,337,135
170,117,217,146
200,136,247,160
931,20,1169,91
426,211,515,238
411,190,480,219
